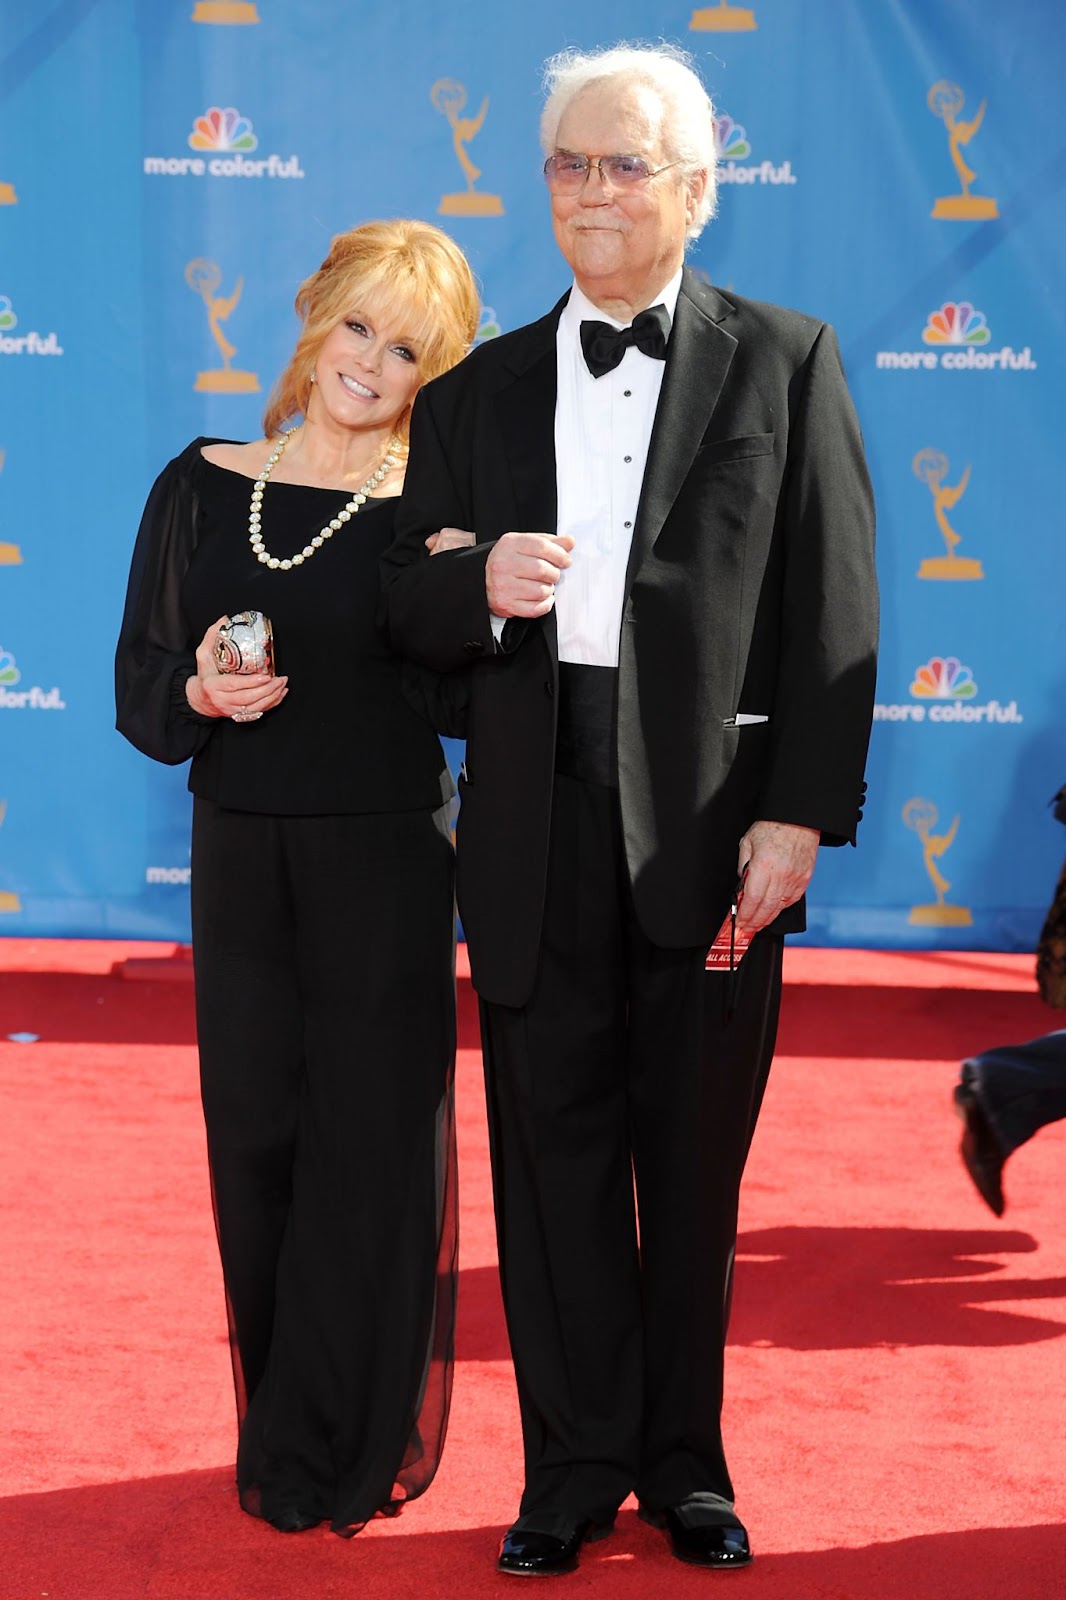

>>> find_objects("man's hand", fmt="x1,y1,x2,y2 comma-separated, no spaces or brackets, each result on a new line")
735,820,820,936
425,526,477,554
486,532,575,618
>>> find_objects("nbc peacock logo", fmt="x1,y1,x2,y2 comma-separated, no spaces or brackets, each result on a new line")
874,653,1022,725
910,657,977,699
189,106,258,153
922,302,990,347
713,111,795,186
714,115,751,159
876,299,1036,372
0,296,63,358
0,645,66,710
144,106,303,179
475,305,502,343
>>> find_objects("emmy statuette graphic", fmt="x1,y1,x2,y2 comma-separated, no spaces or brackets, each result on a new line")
0,450,22,565
185,259,260,393
690,0,756,30
431,79,504,216
928,82,999,220
903,799,973,927
191,1,260,21
0,181,16,205
0,801,21,914
913,448,983,581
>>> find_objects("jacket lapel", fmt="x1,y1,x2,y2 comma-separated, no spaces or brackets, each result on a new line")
624,272,738,596
496,296,564,536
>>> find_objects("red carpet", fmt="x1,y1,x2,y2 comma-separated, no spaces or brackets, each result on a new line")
1,940,1064,1599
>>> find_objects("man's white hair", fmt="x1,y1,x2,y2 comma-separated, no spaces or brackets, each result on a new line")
540,42,718,240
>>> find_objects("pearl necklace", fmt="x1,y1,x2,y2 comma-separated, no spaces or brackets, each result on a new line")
248,425,400,571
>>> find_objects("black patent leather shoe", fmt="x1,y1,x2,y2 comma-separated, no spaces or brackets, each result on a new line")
497,1511,614,1576
640,1495,753,1568
954,1079,1006,1216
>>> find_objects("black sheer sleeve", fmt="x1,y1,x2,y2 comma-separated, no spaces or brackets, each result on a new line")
115,440,218,765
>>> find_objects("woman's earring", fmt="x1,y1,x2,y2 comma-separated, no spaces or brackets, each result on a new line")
309,368,317,383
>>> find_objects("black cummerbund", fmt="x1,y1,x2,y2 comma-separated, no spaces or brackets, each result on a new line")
554,662,619,788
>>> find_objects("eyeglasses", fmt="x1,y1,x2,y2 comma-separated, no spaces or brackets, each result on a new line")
543,153,680,192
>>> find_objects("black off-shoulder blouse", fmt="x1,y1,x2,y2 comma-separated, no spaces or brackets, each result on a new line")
115,438,459,815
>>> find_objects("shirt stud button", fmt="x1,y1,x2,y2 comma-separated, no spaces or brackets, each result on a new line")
624,455,632,463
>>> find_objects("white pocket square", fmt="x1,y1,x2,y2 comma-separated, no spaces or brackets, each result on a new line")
725,713,770,726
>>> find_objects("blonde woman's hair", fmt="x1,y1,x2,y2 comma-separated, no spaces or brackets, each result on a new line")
263,218,480,444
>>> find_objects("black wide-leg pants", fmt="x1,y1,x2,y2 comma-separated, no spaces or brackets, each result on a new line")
190,797,457,1533
480,773,782,1520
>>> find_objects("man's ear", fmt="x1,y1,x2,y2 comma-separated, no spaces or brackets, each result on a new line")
686,167,709,226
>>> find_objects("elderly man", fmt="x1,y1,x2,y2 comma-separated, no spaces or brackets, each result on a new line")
383,42,877,1576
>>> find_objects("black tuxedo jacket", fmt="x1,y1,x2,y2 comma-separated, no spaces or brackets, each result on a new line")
382,270,878,1008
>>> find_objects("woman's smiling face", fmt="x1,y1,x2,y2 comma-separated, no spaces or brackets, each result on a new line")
306,300,424,436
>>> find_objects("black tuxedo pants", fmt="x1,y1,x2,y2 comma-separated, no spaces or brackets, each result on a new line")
479,773,783,1519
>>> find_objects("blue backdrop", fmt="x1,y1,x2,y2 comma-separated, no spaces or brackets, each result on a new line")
1,0,1063,947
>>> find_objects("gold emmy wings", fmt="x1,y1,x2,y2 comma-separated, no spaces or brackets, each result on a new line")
903,799,973,927
431,79,505,217
185,258,260,393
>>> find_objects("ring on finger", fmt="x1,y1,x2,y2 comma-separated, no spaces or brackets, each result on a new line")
231,709,263,723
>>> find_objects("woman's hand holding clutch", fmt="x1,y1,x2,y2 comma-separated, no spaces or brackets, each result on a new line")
186,616,289,723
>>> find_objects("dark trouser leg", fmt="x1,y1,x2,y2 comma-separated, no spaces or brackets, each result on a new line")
480,775,641,1520
962,1030,1066,1159
481,772,782,1517
245,806,457,1529
481,766,783,1518
631,935,782,1509
191,800,304,1413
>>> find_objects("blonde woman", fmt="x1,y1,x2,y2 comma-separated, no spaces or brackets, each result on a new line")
116,221,479,1536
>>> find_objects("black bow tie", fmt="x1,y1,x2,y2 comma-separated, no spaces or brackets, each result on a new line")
579,303,670,378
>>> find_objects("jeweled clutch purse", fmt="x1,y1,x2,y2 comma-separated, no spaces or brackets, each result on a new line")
214,611,275,675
